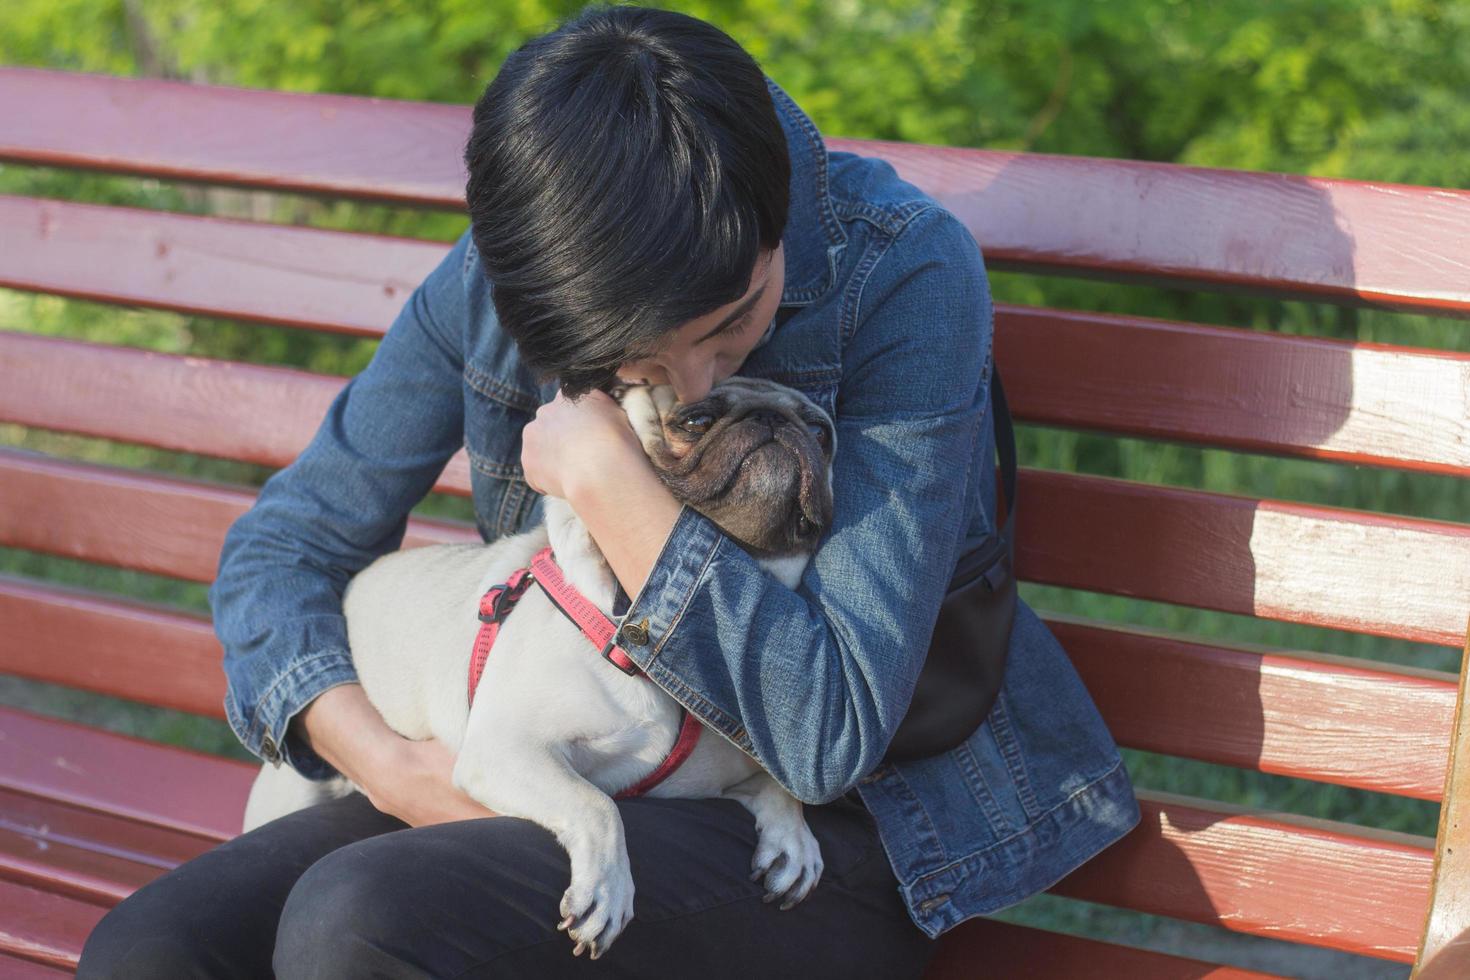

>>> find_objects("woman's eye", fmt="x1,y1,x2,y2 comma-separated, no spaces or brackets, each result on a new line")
680,413,715,435
725,314,759,338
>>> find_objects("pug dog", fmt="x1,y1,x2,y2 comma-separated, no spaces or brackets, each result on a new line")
242,376,837,959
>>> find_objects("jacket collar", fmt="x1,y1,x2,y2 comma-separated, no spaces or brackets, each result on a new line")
765,76,847,308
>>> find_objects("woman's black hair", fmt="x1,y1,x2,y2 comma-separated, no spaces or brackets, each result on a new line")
463,3,790,399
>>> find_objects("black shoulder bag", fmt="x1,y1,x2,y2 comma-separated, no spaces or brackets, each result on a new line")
882,365,1018,763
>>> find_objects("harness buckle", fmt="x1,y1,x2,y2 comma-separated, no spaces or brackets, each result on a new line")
599,635,642,676
478,571,535,625
478,585,508,624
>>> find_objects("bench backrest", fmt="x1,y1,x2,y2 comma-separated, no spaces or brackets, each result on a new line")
1,67,1468,977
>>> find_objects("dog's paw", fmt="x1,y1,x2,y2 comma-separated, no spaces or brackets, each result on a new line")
557,860,635,959
749,819,824,911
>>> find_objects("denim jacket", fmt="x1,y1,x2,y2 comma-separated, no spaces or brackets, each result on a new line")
210,76,1140,938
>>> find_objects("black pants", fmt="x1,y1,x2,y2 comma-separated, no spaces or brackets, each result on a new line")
77,789,937,979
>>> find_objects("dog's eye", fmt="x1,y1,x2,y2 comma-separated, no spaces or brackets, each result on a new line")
797,516,817,537
809,423,828,446
679,413,715,436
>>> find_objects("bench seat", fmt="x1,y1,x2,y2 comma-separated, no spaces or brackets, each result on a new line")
1,654,1444,973
2,67,1467,976
4,704,1302,977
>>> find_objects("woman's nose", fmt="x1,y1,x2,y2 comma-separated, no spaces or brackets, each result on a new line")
668,364,715,405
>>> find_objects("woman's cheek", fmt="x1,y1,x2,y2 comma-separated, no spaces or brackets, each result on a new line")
718,341,746,375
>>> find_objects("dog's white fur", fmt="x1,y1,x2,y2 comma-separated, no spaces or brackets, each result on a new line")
242,381,830,958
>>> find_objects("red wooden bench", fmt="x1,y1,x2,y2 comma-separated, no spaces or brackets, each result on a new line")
2,67,1468,977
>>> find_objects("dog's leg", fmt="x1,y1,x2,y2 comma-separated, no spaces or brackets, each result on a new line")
721,770,824,910
453,735,635,960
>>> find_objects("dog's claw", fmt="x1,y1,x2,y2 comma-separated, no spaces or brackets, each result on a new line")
751,843,822,912
559,867,634,959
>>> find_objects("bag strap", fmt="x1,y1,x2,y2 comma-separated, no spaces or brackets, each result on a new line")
947,363,1018,592
992,363,1017,554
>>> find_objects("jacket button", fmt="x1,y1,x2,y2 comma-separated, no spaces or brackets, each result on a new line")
918,893,950,912
620,618,650,646
261,733,280,763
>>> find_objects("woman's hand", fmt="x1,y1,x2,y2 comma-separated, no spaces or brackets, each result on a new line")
365,735,502,828
294,683,498,828
520,386,682,599
520,388,649,500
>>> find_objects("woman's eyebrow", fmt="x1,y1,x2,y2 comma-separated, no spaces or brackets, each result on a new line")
694,265,773,345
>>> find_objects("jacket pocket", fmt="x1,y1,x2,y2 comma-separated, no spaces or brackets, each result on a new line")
462,367,540,539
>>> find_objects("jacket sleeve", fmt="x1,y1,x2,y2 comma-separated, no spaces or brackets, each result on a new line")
617,207,995,804
208,229,474,780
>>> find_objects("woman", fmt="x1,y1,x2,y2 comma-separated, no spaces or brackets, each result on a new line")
78,5,1139,977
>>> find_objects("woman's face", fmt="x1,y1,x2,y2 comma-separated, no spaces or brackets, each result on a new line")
616,242,786,406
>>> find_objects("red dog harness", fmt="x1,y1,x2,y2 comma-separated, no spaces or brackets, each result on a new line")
467,546,702,799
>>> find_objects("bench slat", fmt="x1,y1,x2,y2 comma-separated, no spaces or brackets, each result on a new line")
2,579,1454,799
1054,615,1458,801
0,68,469,206
1020,470,1470,647
0,825,159,908
997,307,1470,477
0,786,208,880
0,877,103,972
1062,789,1433,963
7,316,1470,478
0,449,475,583
4,449,1465,645
870,139,1470,316
926,918,1289,979
0,788,215,911
3,68,1467,315
0,577,223,716
0,195,440,336
0,706,254,841
0,950,75,977
0,331,478,491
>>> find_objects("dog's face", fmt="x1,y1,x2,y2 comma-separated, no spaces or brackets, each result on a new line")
613,378,836,559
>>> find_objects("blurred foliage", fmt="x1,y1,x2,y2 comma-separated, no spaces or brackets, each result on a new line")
0,3,1466,926
4,0,1466,184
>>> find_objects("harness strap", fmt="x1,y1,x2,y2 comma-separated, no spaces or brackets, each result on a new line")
467,564,536,708
465,546,703,798
613,708,703,800
528,547,642,675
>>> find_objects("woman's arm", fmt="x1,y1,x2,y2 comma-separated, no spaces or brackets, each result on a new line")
518,385,684,599
565,207,995,805
565,451,680,599
209,230,478,789
292,683,500,825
